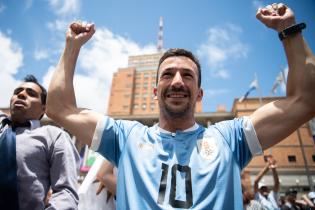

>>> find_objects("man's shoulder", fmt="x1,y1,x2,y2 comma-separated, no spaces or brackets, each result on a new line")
40,124,63,131
0,111,8,120
39,124,71,139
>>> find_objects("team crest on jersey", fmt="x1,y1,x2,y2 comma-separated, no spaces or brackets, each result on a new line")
137,140,154,151
197,137,218,160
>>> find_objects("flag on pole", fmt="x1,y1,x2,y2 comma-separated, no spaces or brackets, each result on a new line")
310,118,315,142
271,70,286,95
239,77,259,102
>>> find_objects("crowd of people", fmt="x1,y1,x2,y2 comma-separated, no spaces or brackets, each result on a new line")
1,2,315,210
242,156,315,210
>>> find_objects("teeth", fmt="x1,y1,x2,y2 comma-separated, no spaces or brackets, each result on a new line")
167,94,186,98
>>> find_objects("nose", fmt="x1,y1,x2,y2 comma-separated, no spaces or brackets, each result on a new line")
171,71,184,87
17,89,27,99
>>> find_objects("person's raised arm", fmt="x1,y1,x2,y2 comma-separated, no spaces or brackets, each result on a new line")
251,3,315,150
254,161,269,193
268,156,279,192
46,22,103,146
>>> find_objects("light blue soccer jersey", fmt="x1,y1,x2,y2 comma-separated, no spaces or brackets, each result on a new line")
91,117,262,210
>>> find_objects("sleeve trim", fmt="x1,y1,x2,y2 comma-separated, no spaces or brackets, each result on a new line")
90,117,106,151
243,116,263,156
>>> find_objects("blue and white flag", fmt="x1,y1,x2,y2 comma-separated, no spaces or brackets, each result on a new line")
239,78,259,102
271,70,286,95
310,118,315,142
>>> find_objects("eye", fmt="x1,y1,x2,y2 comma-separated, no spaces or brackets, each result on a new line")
26,89,39,97
183,73,194,79
161,72,172,79
13,88,23,95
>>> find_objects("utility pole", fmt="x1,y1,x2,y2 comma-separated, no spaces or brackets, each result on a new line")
157,16,163,52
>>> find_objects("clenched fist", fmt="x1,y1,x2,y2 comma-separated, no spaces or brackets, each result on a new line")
256,3,296,32
66,21,95,50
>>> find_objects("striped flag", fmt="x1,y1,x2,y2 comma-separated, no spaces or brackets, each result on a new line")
239,78,259,102
310,118,315,142
271,70,286,95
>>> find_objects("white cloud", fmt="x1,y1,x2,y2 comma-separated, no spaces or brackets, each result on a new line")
47,19,68,32
0,3,6,13
0,32,24,107
34,48,49,60
197,24,249,79
43,27,156,113
48,0,80,16
0,32,23,74
204,89,229,97
252,0,264,10
212,69,230,79
24,0,33,10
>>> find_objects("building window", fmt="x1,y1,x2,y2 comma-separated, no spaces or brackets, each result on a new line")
142,104,146,110
123,105,129,110
312,155,315,162
133,104,138,109
288,155,296,162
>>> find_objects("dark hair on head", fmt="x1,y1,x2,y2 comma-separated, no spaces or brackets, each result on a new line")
156,48,202,87
24,74,47,105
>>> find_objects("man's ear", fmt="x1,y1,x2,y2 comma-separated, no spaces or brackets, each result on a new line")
197,88,203,101
153,88,158,100
38,104,46,120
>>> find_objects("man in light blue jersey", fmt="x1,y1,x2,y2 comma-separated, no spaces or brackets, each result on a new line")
47,3,315,209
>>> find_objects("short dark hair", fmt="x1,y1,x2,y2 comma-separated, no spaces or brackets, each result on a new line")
156,48,202,87
24,74,47,105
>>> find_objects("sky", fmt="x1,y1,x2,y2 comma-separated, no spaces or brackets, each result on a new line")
1,0,314,113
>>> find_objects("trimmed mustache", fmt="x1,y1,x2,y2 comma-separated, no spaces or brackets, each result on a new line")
164,86,190,97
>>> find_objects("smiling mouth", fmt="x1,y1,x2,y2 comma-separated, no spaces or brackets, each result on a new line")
166,93,188,98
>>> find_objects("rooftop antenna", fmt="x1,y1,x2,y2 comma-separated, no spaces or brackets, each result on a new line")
157,16,163,52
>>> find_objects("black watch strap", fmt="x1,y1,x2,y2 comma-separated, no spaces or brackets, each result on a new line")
278,22,306,41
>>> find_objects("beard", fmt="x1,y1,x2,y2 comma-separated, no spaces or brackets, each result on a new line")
159,86,194,119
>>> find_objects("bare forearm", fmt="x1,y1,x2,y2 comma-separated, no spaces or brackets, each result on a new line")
252,36,315,149
47,45,80,119
283,34,307,96
254,164,269,192
255,164,269,182
271,168,279,192
283,31,315,105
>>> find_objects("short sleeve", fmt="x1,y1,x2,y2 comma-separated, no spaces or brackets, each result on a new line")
213,117,262,169
90,116,139,166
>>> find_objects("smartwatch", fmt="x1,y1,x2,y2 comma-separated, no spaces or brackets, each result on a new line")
278,22,306,41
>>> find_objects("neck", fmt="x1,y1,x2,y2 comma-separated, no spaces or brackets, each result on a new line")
158,112,196,132
11,117,28,124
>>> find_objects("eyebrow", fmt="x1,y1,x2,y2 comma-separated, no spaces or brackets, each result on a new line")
14,87,40,95
161,67,195,73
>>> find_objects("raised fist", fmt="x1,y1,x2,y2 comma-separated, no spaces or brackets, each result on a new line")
256,3,296,32
66,21,95,49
